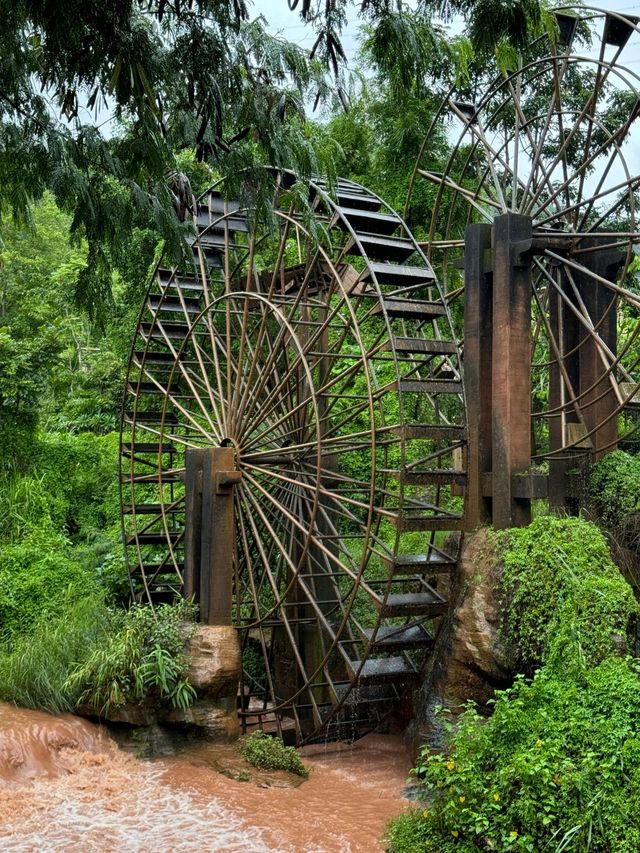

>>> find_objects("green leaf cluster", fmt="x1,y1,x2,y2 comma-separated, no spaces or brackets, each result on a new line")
239,729,309,778
497,516,638,672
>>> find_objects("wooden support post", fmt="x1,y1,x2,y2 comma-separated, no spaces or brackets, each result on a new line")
548,275,581,512
185,446,239,625
491,213,532,529
184,448,205,601
463,222,493,529
578,239,621,460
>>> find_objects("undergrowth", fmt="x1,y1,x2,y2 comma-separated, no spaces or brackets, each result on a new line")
0,595,111,713
386,516,640,853
240,730,309,778
65,600,198,715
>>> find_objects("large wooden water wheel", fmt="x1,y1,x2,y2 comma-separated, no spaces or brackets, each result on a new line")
408,5,640,526
120,173,467,743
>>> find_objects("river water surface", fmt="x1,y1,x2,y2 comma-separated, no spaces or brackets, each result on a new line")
0,702,411,852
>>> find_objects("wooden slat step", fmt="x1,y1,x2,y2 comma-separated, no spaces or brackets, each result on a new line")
125,531,183,545
193,231,245,250
384,424,467,441
363,624,433,651
372,299,446,320
131,562,184,575
195,205,247,232
621,382,640,408
389,511,465,532
363,262,436,287
399,469,467,486
123,410,179,424
191,245,223,268
397,379,463,394
380,589,447,618
384,337,458,355
133,350,176,365
199,194,240,214
381,550,457,575
156,270,205,292
127,382,166,395
333,207,400,236
148,295,202,314
347,234,417,263
122,442,177,454
121,470,183,483
141,321,191,340
334,191,382,211
122,504,183,515
347,656,418,684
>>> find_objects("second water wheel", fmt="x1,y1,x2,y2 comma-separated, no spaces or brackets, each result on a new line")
408,5,640,525
120,172,467,743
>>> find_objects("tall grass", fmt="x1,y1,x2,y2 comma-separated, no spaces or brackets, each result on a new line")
0,595,111,713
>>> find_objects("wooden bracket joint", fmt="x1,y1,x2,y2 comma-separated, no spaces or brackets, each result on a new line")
215,470,242,494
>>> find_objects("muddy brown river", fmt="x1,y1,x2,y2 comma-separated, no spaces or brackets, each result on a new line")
0,702,411,851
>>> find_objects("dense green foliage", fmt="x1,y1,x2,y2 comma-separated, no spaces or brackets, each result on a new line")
239,729,309,778
0,422,197,716
386,517,640,853
590,450,640,530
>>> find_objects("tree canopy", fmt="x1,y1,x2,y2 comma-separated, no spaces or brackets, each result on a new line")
0,0,546,314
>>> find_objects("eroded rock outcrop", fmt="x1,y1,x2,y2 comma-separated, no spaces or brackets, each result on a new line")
405,529,516,755
77,624,241,741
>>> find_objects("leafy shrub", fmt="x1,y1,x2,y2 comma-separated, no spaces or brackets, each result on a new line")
239,730,309,778
66,599,198,715
386,517,640,852
35,431,121,540
397,659,640,852
590,450,640,529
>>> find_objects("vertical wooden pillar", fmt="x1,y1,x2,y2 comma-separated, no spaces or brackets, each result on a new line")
185,446,238,626
184,448,205,601
463,222,493,529
548,275,581,511
491,213,532,529
579,240,621,460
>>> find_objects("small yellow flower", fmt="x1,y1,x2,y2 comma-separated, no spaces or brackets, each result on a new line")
493,793,500,802
423,810,430,819
510,830,518,839
451,830,459,838
535,739,544,748
446,760,456,771
459,795,466,803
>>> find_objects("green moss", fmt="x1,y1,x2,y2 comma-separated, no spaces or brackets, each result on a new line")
239,730,309,778
497,516,638,672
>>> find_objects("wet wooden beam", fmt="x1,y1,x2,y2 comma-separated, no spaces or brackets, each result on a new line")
491,213,532,529
463,222,493,528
